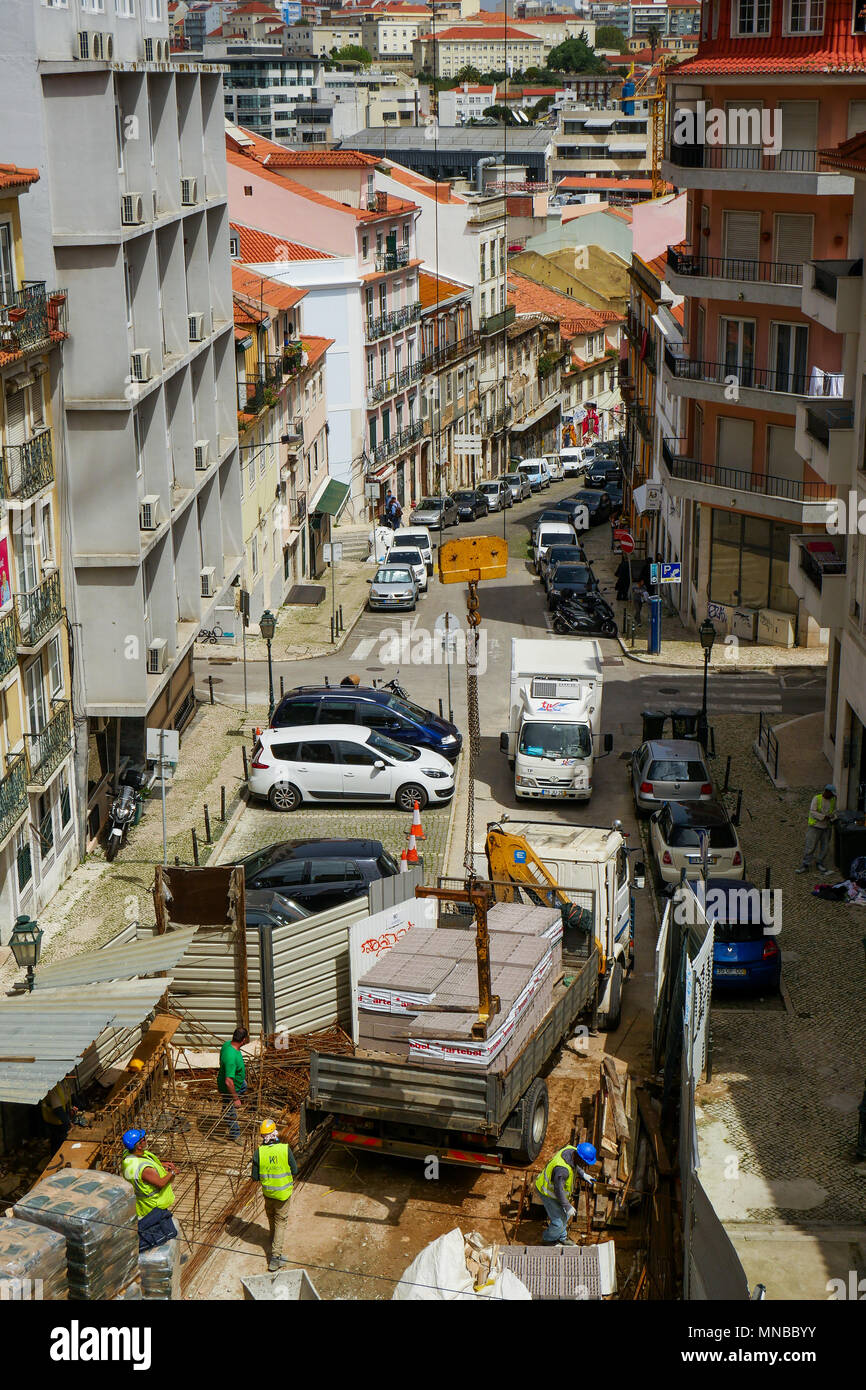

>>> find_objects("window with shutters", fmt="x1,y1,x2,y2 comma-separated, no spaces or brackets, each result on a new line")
773,213,813,270
717,415,754,472
722,210,760,278
5,390,26,447
766,424,801,483
779,101,818,153
30,378,44,429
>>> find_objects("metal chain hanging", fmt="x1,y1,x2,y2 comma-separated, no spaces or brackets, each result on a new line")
463,580,482,879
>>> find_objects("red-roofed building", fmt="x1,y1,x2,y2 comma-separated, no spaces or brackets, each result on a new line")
413,23,547,77
652,0,863,644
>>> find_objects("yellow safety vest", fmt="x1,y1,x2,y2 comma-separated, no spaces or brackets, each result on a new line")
257,1144,295,1202
535,1149,575,1201
808,794,836,826
121,1150,175,1220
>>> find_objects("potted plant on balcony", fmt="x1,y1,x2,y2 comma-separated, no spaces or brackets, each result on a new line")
46,290,67,333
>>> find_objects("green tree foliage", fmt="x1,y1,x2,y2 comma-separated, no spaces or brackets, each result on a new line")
330,44,372,66
454,64,482,83
483,104,518,125
595,25,628,50
546,34,606,74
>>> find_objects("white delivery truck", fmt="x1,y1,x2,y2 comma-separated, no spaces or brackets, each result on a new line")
500,637,611,802
482,819,640,1030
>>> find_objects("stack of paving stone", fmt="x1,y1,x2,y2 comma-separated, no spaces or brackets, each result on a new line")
356,903,564,1072
15,1169,138,1300
0,1217,69,1301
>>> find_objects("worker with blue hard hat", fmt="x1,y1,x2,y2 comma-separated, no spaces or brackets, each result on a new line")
535,1142,598,1246
121,1128,179,1252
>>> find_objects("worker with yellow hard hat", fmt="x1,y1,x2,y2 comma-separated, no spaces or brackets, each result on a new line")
251,1119,298,1272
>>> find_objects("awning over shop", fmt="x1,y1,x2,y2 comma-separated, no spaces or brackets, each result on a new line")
310,477,350,517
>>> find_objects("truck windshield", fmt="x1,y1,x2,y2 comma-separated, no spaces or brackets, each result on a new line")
518,722,592,759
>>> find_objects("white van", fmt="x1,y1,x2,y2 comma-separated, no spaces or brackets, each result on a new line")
517,458,551,491
388,526,434,575
544,453,564,480
560,446,592,478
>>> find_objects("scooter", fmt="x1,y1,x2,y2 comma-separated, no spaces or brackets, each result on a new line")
552,594,618,638
105,769,144,862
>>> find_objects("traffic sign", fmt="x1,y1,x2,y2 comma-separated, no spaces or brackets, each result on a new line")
615,529,635,555
323,542,343,564
661,562,681,584
453,433,481,453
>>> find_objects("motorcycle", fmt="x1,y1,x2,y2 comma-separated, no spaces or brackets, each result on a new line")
105,768,144,862
552,594,618,638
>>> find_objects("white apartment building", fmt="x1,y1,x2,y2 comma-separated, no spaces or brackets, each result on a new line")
549,106,652,185
3,0,242,842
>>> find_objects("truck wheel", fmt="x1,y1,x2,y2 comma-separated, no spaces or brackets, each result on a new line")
508,1077,549,1166
597,960,623,1032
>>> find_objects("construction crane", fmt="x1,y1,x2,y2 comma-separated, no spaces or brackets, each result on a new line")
617,57,670,199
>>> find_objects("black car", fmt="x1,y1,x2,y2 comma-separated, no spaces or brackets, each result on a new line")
238,839,399,913
584,460,622,488
452,488,489,521
245,889,309,928
547,562,598,610
573,489,613,526
605,480,624,516
540,540,586,589
271,686,462,760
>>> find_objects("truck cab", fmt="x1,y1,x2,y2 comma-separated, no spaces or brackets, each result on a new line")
501,638,606,803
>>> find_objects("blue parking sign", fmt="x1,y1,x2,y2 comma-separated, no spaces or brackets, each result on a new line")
661,562,681,584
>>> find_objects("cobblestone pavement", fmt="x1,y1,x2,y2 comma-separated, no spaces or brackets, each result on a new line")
217,789,455,885
691,715,866,1225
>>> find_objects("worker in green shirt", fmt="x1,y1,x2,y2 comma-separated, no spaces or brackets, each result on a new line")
218,1025,249,1141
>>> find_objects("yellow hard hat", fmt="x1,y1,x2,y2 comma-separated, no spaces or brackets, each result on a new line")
259,1119,277,1136
128,1058,144,1071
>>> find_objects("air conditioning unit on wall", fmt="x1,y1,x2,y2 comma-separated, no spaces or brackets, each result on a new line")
200,566,216,598
139,494,161,530
131,349,152,383
147,638,167,674
121,193,145,226
194,440,210,470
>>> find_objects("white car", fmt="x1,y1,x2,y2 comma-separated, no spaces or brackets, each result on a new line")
560,446,592,477
389,526,433,575
380,545,428,593
248,724,456,813
533,521,580,573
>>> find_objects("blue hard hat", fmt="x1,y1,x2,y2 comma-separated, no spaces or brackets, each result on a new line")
576,1142,597,1167
122,1128,145,1151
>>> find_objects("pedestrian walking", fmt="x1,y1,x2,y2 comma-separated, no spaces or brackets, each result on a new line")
615,556,631,602
121,1129,179,1251
217,1025,249,1141
632,580,650,626
796,783,837,874
535,1142,597,1245
252,1120,299,1272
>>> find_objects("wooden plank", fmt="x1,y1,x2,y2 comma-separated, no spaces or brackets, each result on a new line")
101,1013,181,1104
38,1139,102,1183
602,1056,631,1143
636,1088,674,1177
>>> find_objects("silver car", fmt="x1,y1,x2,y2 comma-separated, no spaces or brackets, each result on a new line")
504,471,531,502
630,739,714,815
411,495,458,530
478,479,512,511
367,564,418,611
649,801,744,884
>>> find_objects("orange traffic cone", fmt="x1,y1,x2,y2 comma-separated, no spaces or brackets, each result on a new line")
399,849,408,873
406,832,419,864
410,799,426,840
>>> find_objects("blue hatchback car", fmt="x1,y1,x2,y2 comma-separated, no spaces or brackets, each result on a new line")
687,878,782,993
270,686,462,761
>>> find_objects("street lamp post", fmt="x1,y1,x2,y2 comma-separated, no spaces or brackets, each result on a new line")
260,609,277,721
10,914,43,993
698,617,716,748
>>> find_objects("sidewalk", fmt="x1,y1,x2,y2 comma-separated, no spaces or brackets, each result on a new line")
200,558,373,663
0,698,264,987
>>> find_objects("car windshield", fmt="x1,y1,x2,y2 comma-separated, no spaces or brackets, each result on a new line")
396,532,429,550
387,550,422,566
480,483,498,492
375,568,412,584
576,491,600,505
417,497,444,509
454,492,475,502
649,760,708,781
517,465,538,475
518,722,592,759
385,692,433,725
552,566,590,583
669,821,738,849
367,729,418,762
539,531,569,548
377,849,400,875
504,474,521,484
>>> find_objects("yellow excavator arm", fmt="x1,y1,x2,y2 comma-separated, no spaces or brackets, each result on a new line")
484,827,606,974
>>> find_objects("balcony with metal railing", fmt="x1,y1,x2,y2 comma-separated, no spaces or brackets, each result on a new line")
287,492,306,527
666,243,803,306
662,141,846,196
794,398,855,487
370,420,425,465
630,399,652,442
0,752,28,848
801,259,864,335
662,341,812,408
25,699,72,790
375,245,411,272
481,404,512,433
419,330,480,373
0,283,68,362
660,436,833,516
281,416,304,447
480,305,516,337
1,429,54,502
15,570,63,649
366,303,422,341
367,362,423,405
0,607,17,682
789,533,847,630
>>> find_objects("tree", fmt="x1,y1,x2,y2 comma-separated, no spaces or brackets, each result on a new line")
595,25,628,50
454,64,482,83
528,94,554,120
330,44,372,66
483,104,518,125
546,35,606,75
646,23,662,59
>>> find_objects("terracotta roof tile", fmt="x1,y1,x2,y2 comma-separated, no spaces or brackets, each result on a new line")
231,263,308,313
508,272,623,333
301,335,334,369
0,163,40,192
262,150,382,169
230,222,332,263
418,271,470,308
674,0,866,74
820,129,866,172
228,139,419,221
384,162,465,205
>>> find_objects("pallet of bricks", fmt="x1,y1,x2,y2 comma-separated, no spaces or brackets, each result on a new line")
355,902,564,1069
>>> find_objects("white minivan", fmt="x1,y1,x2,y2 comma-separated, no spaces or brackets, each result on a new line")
389,526,434,575
560,446,592,477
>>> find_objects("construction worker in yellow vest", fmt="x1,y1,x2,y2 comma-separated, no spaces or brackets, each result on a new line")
796,783,837,875
121,1129,179,1252
252,1120,299,1272
535,1142,597,1246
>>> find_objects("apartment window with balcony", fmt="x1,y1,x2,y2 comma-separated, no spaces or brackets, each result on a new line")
785,0,823,32
379,345,388,380
382,410,391,443
774,213,813,267
445,373,453,404
720,316,756,383
365,287,374,321
367,354,375,390
770,322,808,392
369,417,377,451
41,502,54,565
25,660,47,739
734,0,770,34
379,284,387,315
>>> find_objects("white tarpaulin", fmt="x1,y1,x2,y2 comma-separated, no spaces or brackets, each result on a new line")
393,1230,531,1301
